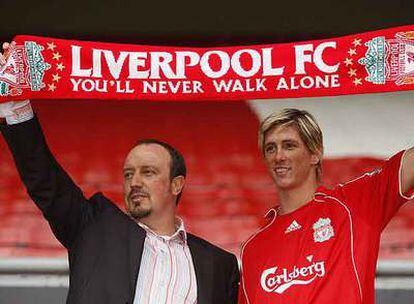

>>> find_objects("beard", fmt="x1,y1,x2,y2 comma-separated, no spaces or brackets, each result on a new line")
126,189,152,219
128,206,151,219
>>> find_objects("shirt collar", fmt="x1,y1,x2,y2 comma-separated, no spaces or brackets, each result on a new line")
137,217,187,244
265,185,329,218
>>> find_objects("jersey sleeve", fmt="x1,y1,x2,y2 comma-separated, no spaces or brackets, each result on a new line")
337,150,413,231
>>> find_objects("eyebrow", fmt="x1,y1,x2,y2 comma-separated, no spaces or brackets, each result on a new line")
282,139,299,144
265,139,299,146
141,165,155,171
123,165,158,172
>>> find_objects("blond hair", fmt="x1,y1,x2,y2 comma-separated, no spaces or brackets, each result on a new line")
258,108,324,180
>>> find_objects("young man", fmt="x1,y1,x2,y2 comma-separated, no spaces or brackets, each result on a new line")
0,42,239,304
239,108,414,304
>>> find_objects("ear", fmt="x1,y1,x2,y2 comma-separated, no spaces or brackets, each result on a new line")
171,176,185,196
310,151,322,166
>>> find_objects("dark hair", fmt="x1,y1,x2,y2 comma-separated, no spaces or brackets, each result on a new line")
135,139,186,204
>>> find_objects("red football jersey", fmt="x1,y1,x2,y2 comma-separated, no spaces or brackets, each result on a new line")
239,151,413,304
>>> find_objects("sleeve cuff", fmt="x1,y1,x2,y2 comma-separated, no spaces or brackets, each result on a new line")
5,100,34,125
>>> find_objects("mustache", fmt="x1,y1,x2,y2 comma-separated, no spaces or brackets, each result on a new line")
128,188,150,200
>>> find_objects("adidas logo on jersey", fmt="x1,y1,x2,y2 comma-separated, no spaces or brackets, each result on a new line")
285,220,302,234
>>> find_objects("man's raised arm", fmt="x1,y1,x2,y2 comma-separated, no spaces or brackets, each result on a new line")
0,42,94,248
0,101,95,248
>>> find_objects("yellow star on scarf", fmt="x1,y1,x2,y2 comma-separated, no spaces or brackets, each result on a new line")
343,58,353,66
46,42,56,51
56,63,65,71
347,48,357,56
352,39,362,47
52,52,62,61
48,83,57,91
353,78,362,86
348,68,357,77
52,73,61,82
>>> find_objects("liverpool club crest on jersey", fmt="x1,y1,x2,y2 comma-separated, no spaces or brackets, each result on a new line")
313,218,335,243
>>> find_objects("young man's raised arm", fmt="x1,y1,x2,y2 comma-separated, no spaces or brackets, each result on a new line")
401,147,414,197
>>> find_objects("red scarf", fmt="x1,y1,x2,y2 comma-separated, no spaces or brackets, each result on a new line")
1,25,413,102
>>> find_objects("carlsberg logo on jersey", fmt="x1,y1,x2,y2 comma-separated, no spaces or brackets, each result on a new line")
260,260,326,294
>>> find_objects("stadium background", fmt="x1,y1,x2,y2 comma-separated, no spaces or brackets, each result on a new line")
0,0,413,303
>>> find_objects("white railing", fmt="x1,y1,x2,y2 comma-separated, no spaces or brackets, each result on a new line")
376,260,414,276
0,258,68,273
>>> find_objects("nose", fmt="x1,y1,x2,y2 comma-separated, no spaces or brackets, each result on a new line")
130,172,144,188
275,149,287,162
